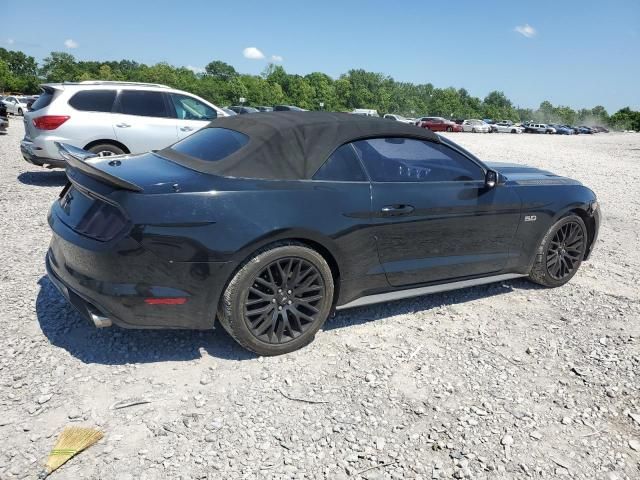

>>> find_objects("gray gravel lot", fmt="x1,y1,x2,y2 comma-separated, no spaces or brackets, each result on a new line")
0,120,638,479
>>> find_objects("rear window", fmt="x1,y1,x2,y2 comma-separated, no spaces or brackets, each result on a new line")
29,91,55,112
169,127,249,162
69,90,116,112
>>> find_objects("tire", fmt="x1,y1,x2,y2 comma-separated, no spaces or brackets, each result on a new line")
86,143,125,157
472,128,476,133
17,108,23,116
529,214,587,288
511,129,517,134
219,243,334,356
447,126,453,132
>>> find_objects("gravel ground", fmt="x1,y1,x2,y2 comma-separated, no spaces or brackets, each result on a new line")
0,120,638,480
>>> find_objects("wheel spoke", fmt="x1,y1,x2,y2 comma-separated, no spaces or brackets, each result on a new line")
249,287,271,299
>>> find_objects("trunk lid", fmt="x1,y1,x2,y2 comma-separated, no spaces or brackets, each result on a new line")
60,141,204,195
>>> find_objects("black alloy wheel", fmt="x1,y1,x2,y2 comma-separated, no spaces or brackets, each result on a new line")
545,221,585,280
219,243,334,355
529,214,587,287
244,257,325,344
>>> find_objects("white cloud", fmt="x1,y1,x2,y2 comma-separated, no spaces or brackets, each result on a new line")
243,47,265,60
270,55,283,62
186,65,205,74
7,38,14,45
514,24,536,38
64,38,79,49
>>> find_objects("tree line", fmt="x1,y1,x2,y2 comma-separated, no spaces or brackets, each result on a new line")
1,48,639,131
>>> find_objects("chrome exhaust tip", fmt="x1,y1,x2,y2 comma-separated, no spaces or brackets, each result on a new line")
90,312,112,328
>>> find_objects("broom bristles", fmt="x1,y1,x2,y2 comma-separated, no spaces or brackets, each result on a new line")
45,426,103,474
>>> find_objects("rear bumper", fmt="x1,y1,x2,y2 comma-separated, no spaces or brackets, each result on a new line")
46,221,230,330
46,252,115,328
21,140,66,168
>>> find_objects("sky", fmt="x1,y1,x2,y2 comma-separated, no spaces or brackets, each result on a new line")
3,0,639,112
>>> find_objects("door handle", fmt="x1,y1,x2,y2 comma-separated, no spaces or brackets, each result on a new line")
115,123,131,128
380,204,415,216
180,126,194,132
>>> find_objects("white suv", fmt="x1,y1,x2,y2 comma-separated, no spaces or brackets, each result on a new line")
21,81,228,168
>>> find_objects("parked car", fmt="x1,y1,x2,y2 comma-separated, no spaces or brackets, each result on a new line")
20,81,228,168
2,96,31,115
492,122,524,134
255,106,274,112
228,105,259,115
352,108,379,117
558,125,579,134
383,113,413,124
46,112,600,355
274,105,306,112
548,124,574,135
461,119,490,133
576,126,594,134
523,123,556,134
0,102,7,133
221,107,237,116
417,116,463,132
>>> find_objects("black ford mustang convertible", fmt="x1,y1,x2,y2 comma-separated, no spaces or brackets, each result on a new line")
47,112,600,355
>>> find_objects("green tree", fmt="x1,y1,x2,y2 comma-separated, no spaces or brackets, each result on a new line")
305,72,336,110
482,91,516,120
205,61,237,80
40,52,79,82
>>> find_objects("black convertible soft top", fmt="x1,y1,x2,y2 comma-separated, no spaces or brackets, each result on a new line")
160,111,440,180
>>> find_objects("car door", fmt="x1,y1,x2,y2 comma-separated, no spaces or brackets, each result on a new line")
5,97,16,115
111,89,178,153
430,118,443,131
354,137,522,287
168,93,218,141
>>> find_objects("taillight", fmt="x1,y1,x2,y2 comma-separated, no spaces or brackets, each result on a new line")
33,115,70,130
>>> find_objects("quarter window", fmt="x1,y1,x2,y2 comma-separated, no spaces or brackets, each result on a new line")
353,137,484,183
68,90,116,112
117,90,170,118
313,144,367,181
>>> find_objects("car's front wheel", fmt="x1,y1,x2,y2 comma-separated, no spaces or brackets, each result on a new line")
219,243,334,355
529,214,587,288
17,108,23,116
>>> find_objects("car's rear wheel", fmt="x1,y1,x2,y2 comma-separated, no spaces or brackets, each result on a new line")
511,129,517,133
219,244,334,356
17,108,23,116
447,126,453,132
529,214,587,288
472,128,476,133
87,143,125,157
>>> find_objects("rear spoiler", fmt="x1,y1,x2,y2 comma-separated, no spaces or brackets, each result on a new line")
56,142,144,193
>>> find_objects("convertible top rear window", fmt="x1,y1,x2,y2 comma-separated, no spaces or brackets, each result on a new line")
170,127,249,163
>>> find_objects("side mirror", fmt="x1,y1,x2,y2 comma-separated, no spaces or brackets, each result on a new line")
485,170,498,188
